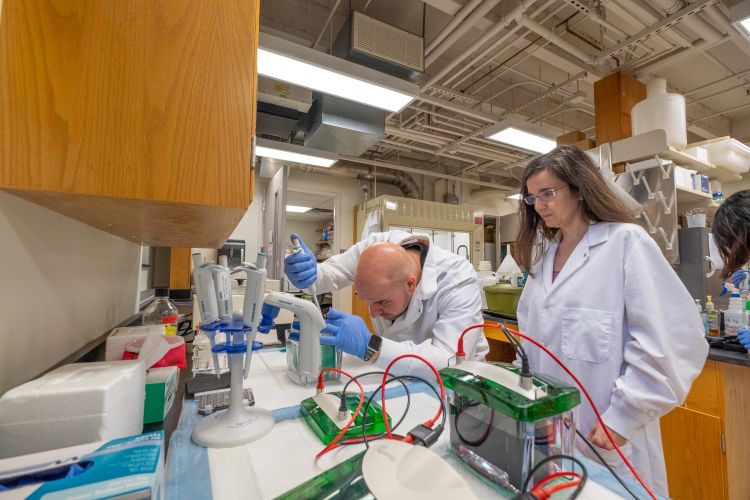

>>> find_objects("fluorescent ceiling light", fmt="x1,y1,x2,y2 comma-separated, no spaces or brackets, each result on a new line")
506,193,523,200
286,205,312,213
257,32,418,113
731,0,750,40
484,118,557,154
255,138,338,168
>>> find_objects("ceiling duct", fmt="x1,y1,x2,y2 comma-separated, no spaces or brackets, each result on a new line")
290,162,421,199
333,11,424,82
302,93,385,157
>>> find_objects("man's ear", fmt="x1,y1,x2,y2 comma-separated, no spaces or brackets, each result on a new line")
406,275,418,293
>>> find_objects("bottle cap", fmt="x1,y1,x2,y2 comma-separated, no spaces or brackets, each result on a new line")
155,288,169,297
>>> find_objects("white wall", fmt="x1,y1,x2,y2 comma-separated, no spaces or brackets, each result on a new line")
228,175,265,259
288,170,362,313
0,192,140,394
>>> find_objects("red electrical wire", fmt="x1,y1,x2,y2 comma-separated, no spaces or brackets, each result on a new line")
315,367,365,460
380,354,446,441
530,471,582,492
533,479,582,499
458,323,657,500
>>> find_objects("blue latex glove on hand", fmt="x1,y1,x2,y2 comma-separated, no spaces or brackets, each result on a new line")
739,328,750,350
283,233,317,289
731,270,750,289
320,308,372,360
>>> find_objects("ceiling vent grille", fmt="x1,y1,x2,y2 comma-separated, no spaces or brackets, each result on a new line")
351,12,424,72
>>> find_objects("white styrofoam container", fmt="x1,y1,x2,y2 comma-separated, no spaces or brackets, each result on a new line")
683,137,750,174
0,361,145,459
105,324,166,361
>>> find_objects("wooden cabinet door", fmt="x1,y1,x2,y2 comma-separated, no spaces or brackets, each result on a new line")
0,0,259,247
661,406,726,500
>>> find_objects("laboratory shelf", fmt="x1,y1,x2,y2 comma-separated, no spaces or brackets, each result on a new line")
676,185,712,204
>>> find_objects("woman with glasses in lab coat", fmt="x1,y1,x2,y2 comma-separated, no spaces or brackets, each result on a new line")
514,145,708,497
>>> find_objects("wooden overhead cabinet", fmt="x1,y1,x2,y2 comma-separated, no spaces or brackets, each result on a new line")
0,0,259,247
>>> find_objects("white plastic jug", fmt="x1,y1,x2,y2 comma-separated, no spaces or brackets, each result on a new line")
477,261,500,308
631,77,687,150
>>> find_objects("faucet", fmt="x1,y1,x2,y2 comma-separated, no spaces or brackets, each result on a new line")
456,244,469,260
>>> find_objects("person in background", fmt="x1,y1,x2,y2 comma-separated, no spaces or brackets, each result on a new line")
712,189,750,349
514,145,708,496
283,231,489,375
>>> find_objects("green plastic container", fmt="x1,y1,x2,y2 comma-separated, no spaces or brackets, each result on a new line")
440,362,580,493
275,451,371,499
301,392,391,445
483,285,522,316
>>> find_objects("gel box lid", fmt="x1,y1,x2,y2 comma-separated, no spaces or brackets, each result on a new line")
440,362,580,422
0,360,145,421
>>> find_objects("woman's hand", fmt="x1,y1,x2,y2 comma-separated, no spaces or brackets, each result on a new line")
587,421,628,450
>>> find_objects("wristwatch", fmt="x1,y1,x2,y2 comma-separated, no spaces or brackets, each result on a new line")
363,334,382,361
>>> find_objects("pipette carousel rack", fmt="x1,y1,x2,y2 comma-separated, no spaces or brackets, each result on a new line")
191,318,274,448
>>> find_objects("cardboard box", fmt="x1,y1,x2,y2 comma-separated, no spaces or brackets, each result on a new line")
144,366,178,424
0,432,164,499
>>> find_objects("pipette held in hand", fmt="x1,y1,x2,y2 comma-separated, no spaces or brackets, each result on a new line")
291,236,322,311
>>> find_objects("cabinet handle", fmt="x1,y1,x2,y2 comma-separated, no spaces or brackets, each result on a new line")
721,433,726,453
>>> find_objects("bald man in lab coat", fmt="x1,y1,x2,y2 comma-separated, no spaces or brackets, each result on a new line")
284,230,489,376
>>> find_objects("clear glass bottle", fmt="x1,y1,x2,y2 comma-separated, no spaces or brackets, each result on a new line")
142,288,179,335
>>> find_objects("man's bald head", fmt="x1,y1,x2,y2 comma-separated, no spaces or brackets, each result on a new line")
354,242,420,321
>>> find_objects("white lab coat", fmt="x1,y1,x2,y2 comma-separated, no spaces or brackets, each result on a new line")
313,231,489,376
516,222,708,497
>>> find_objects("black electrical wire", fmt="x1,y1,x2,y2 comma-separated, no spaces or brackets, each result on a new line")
500,325,531,377
521,454,587,500
335,371,412,446
359,375,446,449
455,401,495,447
574,428,641,500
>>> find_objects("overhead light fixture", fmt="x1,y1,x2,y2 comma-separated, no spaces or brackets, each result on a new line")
484,118,557,154
257,32,418,113
730,0,750,40
506,193,523,200
286,205,312,213
255,138,338,168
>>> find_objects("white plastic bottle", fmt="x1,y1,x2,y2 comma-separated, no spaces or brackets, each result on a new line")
192,253,219,324
212,255,233,322
695,299,707,335
724,285,744,336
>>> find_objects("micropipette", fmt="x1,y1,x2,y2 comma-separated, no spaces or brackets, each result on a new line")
291,237,322,312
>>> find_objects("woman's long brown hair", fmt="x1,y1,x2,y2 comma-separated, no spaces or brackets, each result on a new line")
514,145,635,274
713,190,750,279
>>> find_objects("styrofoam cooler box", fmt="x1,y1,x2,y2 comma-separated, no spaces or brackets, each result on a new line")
105,324,166,360
0,361,145,459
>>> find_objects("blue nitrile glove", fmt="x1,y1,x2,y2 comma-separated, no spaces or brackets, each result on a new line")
320,308,372,360
731,270,750,289
739,328,750,350
284,233,317,289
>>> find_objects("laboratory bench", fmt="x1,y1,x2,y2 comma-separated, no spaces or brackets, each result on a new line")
165,348,655,499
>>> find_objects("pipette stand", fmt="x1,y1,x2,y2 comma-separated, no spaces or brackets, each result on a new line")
191,319,274,448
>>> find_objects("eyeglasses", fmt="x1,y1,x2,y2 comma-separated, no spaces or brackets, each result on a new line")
523,185,569,205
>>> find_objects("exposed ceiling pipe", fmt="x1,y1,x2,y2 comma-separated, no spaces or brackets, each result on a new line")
648,0,723,44
417,95,497,123
691,102,750,123
609,0,693,49
519,16,593,63
290,162,422,199
425,0,504,68
631,35,728,75
441,0,564,89
426,0,535,86
311,0,344,50
339,154,514,190
424,0,485,55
